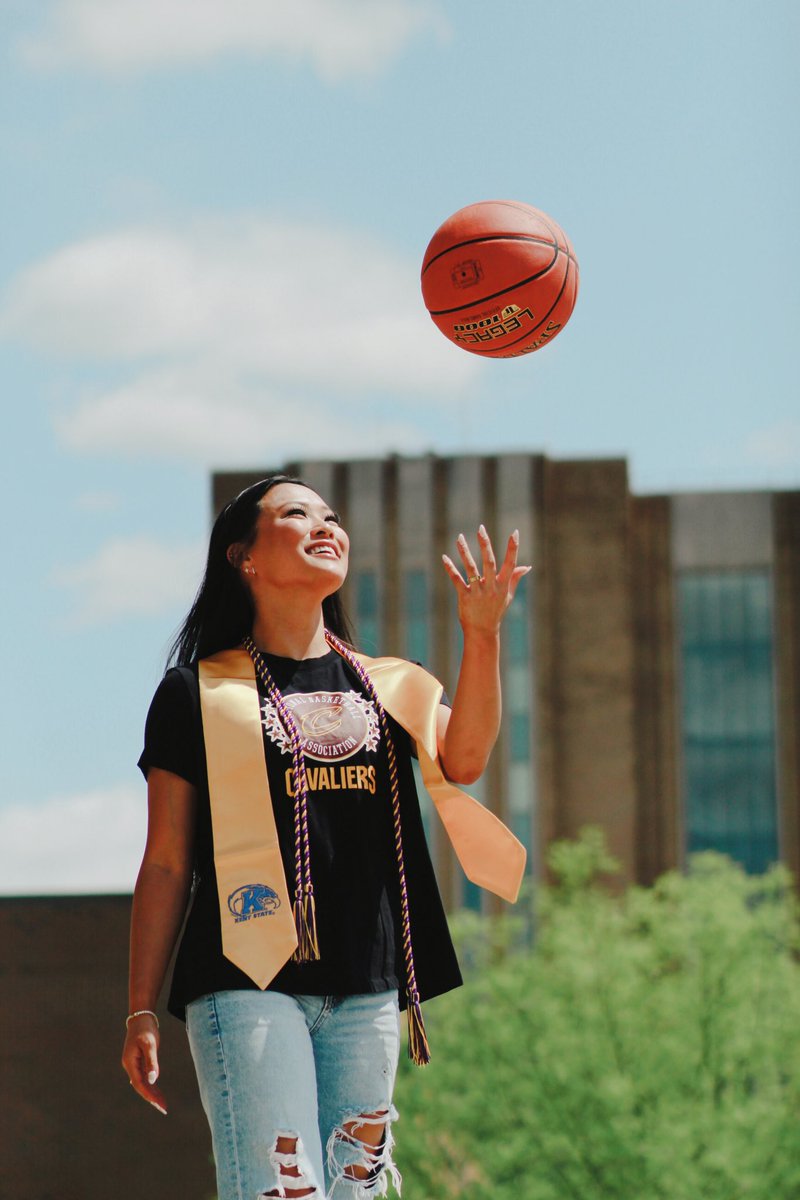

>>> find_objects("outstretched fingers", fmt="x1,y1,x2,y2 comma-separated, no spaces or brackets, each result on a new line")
442,527,531,625
445,527,500,587
443,528,531,596
495,529,521,587
477,524,498,581
441,551,470,591
442,532,482,590
507,562,532,601
457,532,482,583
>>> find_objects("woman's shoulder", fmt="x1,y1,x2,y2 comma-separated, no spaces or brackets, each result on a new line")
361,654,447,699
147,663,200,716
140,664,203,782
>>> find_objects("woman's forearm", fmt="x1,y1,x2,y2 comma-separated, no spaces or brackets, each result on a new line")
128,860,192,1011
440,628,501,784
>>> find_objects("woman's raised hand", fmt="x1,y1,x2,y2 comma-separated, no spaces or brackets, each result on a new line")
441,525,531,636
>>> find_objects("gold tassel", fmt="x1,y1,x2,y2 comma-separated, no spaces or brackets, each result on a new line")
292,887,320,963
406,992,431,1066
302,887,320,960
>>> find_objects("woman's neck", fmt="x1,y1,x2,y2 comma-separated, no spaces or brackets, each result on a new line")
249,599,329,661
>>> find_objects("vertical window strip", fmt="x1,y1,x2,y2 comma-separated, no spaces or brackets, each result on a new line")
356,571,379,656
677,570,778,874
404,569,428,666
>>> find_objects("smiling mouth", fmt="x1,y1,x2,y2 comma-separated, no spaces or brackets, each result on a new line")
306,544,338,558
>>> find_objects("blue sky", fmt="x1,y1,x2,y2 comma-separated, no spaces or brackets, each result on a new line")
1,0,797,893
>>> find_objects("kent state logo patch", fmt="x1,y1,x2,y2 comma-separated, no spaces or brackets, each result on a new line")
227,883,281,924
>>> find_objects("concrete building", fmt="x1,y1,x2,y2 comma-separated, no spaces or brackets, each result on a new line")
5,452,798,1199
215,453,800,893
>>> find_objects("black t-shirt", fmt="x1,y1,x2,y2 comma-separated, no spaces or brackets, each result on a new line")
138,649,462,1018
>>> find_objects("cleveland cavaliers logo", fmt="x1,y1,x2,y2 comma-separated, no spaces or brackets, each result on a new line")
261,691,380,762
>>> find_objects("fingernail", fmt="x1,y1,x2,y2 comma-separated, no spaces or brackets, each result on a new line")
150,1101,167,1116
479,524,487,537
147,1070,158,1085
513,529,520,542
457,533,465,544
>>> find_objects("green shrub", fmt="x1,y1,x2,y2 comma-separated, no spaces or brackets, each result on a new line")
394,830,800,1200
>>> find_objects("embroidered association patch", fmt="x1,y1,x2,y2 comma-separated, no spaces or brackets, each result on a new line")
261,691,380,761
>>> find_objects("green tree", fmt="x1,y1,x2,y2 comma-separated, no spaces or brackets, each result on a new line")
394,830,800,1200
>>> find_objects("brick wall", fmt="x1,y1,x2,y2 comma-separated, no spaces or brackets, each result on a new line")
1,895,215,1200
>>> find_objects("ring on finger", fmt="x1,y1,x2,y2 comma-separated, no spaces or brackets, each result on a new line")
468,574,482,584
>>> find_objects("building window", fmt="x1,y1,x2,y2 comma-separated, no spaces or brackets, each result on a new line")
404,569,428,664
396,570,432,842
509,712,530,762
356,571,379,655
677,571,778,874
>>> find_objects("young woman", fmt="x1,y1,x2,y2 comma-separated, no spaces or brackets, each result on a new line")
122,474,528,1199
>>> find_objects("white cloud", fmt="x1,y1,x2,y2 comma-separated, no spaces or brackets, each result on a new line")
52,534,205,625
743,420,800,472
2,227,205,359
1,215,478,464
57,364,431,466
74,489,122,512
1,217,470,392
18,0,448,79
0,785,145,895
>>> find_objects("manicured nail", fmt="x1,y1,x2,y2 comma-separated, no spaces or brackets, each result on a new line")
513,529,520,542
150,1101,167,1116
147,1070,158,1085
479,524,487,538
457,533,465,544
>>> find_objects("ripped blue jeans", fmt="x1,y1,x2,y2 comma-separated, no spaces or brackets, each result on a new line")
186,990,402,1200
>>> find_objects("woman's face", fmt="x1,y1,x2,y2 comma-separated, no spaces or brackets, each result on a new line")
238,481,349,594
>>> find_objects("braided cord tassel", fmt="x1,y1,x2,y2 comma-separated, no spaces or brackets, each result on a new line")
325,631,432,1065
244,637,320,962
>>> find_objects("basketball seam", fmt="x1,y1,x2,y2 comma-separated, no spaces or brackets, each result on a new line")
426,246,566,317
473,250,577,356
422,233,575,278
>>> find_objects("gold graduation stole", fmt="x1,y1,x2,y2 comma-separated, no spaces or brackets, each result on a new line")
198,648,527,988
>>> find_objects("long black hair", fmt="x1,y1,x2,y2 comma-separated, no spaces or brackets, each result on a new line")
167,474,355,667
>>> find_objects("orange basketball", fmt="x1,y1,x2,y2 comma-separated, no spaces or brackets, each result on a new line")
420,200,579,358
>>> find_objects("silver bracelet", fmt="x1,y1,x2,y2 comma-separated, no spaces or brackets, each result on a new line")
126,1009,159,1029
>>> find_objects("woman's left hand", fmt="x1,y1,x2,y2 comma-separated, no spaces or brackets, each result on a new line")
441,525,531,636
